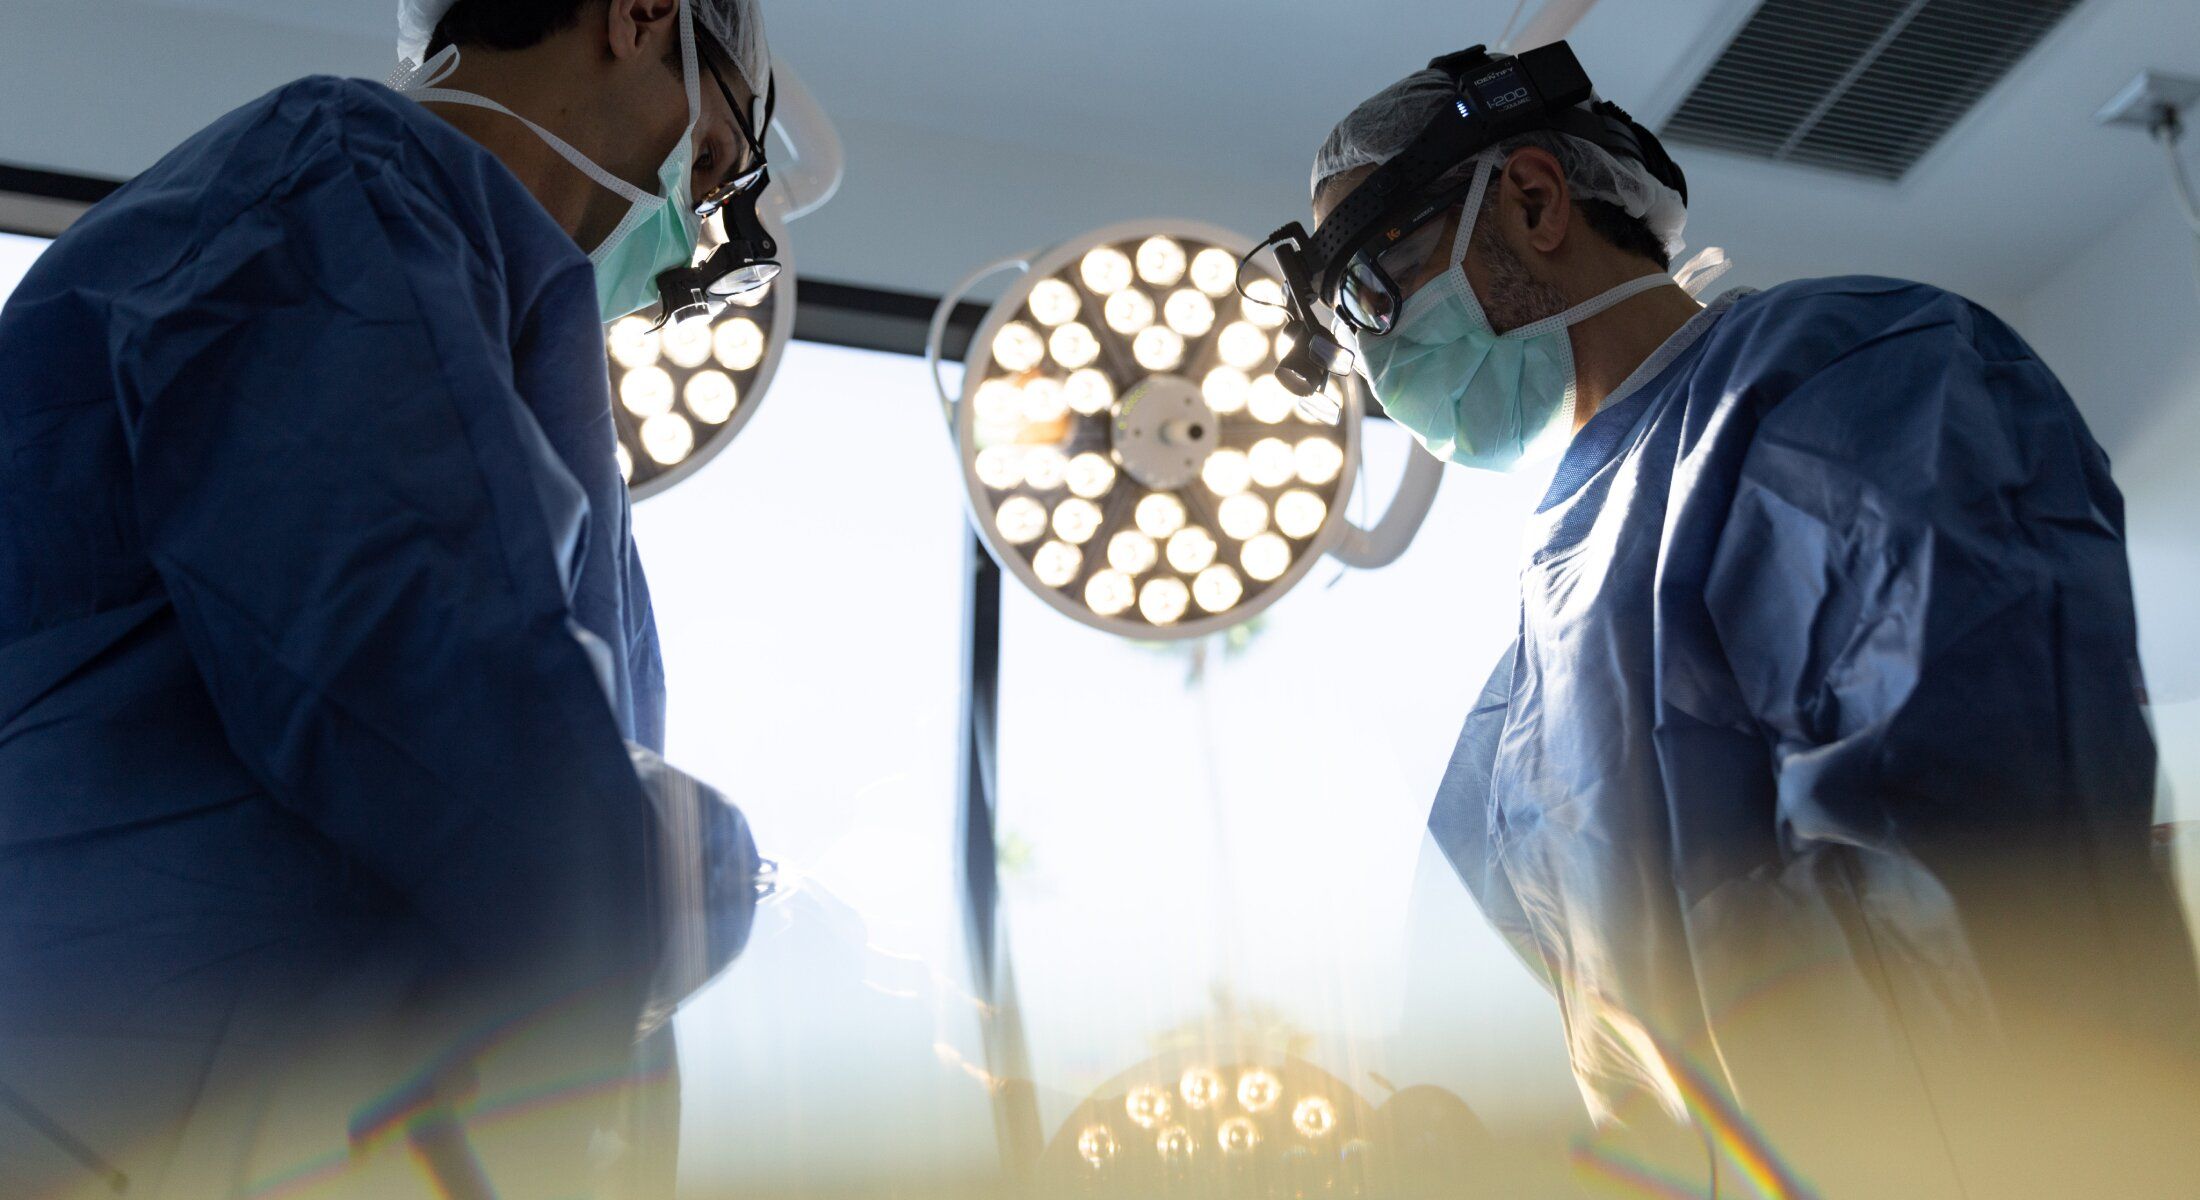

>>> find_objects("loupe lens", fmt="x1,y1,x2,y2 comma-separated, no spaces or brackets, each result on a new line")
707,260,782,298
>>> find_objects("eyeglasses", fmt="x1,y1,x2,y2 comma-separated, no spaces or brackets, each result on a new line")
1333,173,1482,337
694,55,774,220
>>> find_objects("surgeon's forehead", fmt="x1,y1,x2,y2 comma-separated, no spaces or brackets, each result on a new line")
1313,165,1377,227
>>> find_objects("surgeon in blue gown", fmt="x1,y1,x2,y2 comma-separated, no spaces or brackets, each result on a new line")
1312,61,2200,1197
0,0,772,1195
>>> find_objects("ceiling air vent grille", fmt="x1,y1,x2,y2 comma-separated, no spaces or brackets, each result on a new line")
1661,0,2082,181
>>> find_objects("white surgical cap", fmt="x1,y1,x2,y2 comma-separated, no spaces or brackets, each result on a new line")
397,0,772,97
1312,67,1689,259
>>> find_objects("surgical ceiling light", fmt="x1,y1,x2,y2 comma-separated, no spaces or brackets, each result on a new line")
930,220,1444,641
605,61,843,500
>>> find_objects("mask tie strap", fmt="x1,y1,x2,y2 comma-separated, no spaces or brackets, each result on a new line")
1673,246,1734,298
403,86,659,208
385,44,458,92
1440,159,1501,322
1506,270,1676,341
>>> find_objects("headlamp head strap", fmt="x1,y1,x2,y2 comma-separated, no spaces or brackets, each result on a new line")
1253,40,1688,395
1305,42,1594,301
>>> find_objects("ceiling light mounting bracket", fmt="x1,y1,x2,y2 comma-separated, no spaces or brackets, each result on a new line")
2096,71,2200,137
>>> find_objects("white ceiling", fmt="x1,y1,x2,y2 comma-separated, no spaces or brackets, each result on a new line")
1,0,2194,311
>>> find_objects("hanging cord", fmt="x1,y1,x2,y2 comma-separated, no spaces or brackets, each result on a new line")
2154,109,2200,237
925,252,1038,430
2144,108,2200,302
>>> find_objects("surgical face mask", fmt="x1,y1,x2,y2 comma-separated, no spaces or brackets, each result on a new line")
1356,165,1673,472
394,1,705,323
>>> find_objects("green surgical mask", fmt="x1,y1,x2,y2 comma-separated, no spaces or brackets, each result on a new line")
1358,163,1673,471
396,0,705,323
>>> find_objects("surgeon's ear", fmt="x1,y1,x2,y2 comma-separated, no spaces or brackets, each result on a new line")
1499,147,1572,256
604,0,680,62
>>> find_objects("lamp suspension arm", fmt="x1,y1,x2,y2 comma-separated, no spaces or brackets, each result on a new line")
926,252,1039,427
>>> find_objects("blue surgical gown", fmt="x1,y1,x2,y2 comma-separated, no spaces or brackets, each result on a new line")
1429,279,2200,1194
0,76,670,1192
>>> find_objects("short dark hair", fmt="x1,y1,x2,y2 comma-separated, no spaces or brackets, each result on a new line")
1577,199,1670,272
428,0,602,56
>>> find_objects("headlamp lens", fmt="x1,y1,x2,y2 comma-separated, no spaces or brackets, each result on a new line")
706,259,781,298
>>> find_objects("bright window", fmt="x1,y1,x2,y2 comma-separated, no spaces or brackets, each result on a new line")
991,419,1582,1135
633,340,999,1192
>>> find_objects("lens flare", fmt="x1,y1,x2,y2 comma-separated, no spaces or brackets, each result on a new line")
1293,1096,1337,1139
1219,1116,1260,1155
1180,1068,1224,1110
1237,1069,1281,1113
1126,1085,1171,1129
1077,1126,1117,1169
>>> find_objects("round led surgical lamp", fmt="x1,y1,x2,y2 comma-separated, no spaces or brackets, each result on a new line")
606,62,841,500
928,220,1444,641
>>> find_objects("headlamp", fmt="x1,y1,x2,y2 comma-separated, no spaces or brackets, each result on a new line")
1253,41,1687,397
656,173,781,327
658,66,782,328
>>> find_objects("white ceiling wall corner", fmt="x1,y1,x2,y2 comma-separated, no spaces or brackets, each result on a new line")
2008,185,2200,704
0,0,390,180
760,0,1541,294
1,0,2190,312
785,113,1303,298
1567,0,2200,309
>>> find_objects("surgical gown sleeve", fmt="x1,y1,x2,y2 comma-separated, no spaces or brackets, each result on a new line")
1702,302,2154,846
1695,299,2195,1020
110,139,658,993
